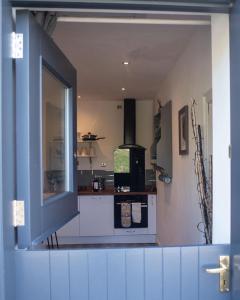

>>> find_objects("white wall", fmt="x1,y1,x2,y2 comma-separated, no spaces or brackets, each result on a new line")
156,29,212,245
211,14,230,244
77,100,154,171
77,100,123,171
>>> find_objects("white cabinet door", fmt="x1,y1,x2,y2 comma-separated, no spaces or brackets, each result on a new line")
79,196,114,236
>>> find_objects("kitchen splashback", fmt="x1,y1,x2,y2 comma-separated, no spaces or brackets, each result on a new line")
77,169,156,190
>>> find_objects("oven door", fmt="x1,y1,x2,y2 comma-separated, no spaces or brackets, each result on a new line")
114,195,148,228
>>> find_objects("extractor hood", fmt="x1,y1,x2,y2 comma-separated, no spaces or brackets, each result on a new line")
119,98,145,149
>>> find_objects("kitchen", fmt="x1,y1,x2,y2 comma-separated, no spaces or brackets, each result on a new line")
57,97,157,245
40,13,217,248
0,1,236,298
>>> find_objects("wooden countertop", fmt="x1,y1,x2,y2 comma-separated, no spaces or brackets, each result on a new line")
78,188,157,196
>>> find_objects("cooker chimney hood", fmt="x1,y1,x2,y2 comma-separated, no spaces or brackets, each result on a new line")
119,98,145,149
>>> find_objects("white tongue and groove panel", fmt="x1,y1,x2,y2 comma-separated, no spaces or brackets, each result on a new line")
15,245,230,300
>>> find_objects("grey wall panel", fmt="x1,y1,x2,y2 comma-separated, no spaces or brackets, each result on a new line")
69,250,89,300
231,244,240,300
181,247,198,300
15,250,51,300
145,248,163,300
88,250,108,300
50,251,70,300
15,246,231,300
199,245,230,300
163,247,181,300
107,250,126,300
126,249,144,300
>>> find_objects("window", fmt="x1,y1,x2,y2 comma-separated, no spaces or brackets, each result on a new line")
42,67,69,200
114,149,130,173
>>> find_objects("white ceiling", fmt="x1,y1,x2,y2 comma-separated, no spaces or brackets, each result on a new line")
52,21,209,101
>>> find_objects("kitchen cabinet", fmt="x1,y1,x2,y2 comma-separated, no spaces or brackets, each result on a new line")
57,194,156,241
79,196,114,236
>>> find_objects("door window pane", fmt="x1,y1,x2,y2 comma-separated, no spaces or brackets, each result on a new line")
42,67,68,200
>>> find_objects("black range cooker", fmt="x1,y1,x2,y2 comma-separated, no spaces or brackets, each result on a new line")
114,98,145,192
113,98,148,229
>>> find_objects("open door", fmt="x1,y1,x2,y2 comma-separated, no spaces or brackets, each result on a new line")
7,2,240,300
16,11,78,248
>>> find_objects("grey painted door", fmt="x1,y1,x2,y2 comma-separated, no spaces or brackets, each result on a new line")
0,0,17,299
6,1,240,300
230,1,240,299
16,11,78,249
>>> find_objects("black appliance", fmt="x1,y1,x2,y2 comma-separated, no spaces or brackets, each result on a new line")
114,99,145,192
114,195,148,228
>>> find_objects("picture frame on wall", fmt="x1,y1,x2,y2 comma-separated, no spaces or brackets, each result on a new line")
178,105,189,155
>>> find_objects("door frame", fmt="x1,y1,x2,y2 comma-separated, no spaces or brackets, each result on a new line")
11,0,231,13
0,0,238,299
13,5,231,245
0,0,5,297
1,0,17,299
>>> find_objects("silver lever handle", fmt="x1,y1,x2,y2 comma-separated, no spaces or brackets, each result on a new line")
205,255,230,293
206,262,227,274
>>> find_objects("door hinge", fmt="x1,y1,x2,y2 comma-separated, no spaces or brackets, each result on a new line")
13,200,25,227
228,145,232,159
11,32,23,59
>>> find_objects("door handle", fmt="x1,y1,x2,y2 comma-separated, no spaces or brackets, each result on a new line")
205,266,226,274
205,255,230,292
